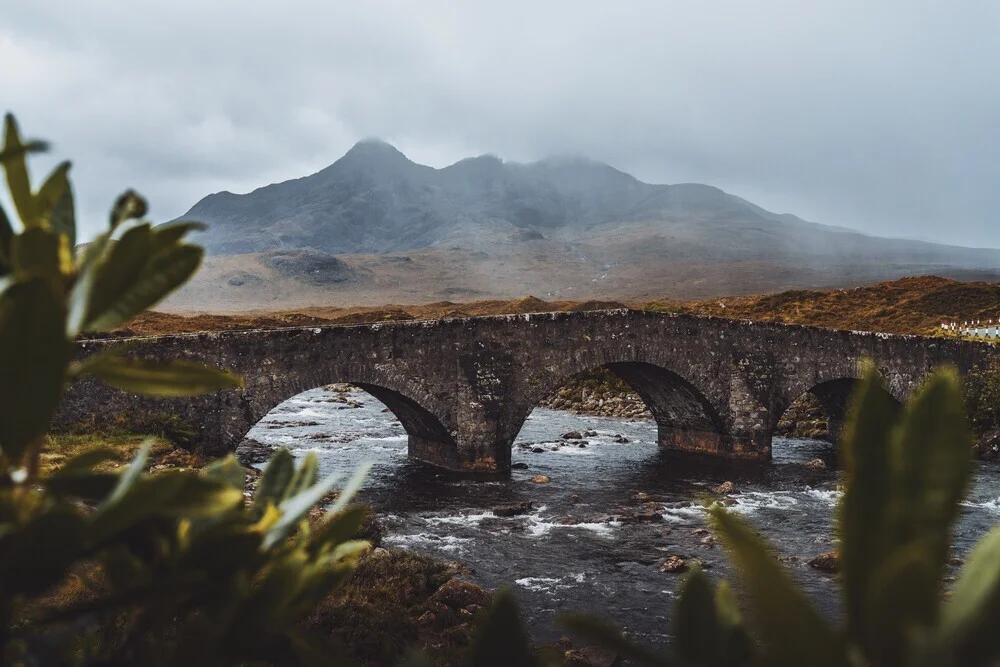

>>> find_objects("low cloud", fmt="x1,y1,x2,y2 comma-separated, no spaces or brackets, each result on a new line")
2,0,998,247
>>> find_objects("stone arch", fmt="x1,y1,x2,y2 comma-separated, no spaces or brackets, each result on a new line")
772,376,903,445
233,366,458,468
505,353,727,458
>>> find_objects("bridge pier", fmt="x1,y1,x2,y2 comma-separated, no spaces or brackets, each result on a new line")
657,426,772,461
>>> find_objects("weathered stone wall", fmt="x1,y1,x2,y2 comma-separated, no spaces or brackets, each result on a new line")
54,310,996,475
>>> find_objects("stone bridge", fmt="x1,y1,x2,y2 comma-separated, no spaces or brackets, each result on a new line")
56,309,995,475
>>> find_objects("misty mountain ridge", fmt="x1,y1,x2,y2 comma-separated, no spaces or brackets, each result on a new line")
185,138,925,255
167,139,1000,311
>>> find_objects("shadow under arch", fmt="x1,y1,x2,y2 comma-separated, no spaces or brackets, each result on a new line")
509,360,728,460
239,375,458,468
773,377,903,448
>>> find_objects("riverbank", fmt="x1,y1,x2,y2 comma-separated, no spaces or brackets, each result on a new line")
38,432,621,666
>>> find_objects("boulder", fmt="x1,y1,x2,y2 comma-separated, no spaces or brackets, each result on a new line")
235,438,273,466
531,475,551,484
565,646,621,667
562,431,583,440
511,462,529,470
531,447,545,453
660,555,687,573
803,458,827,470
491,501,533,517
428,578,492,611
808,551,840,572
616,509,663,523
712,481,736,494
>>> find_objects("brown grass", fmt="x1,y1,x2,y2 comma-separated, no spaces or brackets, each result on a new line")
106,275,1000,338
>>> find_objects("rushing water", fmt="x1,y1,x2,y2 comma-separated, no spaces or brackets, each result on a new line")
248,386,1000,649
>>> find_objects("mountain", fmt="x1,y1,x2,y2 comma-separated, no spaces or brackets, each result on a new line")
166,141,1000,311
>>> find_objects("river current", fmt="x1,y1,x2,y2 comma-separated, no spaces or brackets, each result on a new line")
248,386,1000,649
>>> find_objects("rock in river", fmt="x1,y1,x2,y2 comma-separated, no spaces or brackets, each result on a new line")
491,501,533,517
565,646,621,667
808,551,840,572
712,481,736,494
660,555,687,573
235,438,272,465
531,475,551,484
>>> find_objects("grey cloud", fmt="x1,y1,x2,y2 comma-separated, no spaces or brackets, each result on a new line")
2,0,998,246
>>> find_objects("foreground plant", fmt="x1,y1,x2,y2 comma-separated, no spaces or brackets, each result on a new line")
0,114,370,664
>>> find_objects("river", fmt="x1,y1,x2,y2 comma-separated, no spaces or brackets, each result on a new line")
247,385,1000,650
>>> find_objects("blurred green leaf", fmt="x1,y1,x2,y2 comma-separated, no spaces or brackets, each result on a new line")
2,114,37,225
308,505,368,557
863,544,936,665
286,451,319,498
85,242,203,331
80,354,242,396
152,220,206,248
50,446,121,475
559,614,670,667
204,455,246,490
80,222,153,330
35,161,75,248
469,587,537,667
710,508,840,667
44,470,120,502
0,507,85,597
889,367,971,582
11,227,61,278
674,568,724,667
254,448,295,510
0,277,69,464
942,527,1000,666
109,189,147,229
839,364,898,642
326,461,371,515
672,568,751,667
0,204,11,272
263,470,345,549
97,438,151,511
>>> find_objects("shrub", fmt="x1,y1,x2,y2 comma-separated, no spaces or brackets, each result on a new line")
0,114,370,665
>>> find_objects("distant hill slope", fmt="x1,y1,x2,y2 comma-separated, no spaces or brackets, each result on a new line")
130,276,998,338
167,140,1000,310
654,275,1000,335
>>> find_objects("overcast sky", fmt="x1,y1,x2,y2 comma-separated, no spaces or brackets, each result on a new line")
3,1,998,247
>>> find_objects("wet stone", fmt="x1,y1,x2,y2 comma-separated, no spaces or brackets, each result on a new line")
808,551,840,572
712,481,736,494
660,555,687,573
565,646,621,667
491,501,533,517
803,458,828,470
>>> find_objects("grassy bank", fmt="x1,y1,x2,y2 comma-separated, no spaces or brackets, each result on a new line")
32,433,494,667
